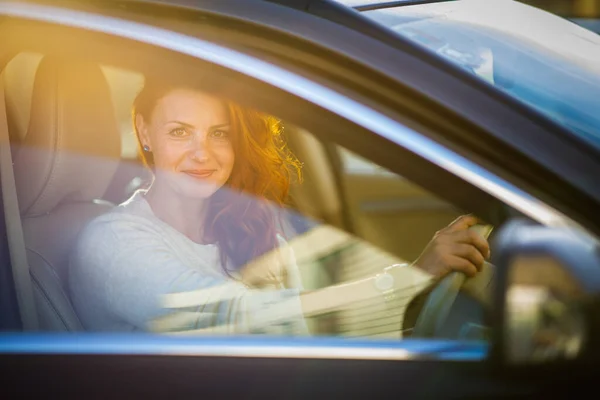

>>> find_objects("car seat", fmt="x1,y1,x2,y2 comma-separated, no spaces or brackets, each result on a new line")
6,55,121,330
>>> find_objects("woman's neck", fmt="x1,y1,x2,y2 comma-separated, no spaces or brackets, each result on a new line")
143,182,209,244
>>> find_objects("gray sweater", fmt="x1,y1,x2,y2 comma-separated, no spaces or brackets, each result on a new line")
69,191,308,335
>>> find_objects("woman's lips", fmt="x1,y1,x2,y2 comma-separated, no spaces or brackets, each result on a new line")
183,170,215,179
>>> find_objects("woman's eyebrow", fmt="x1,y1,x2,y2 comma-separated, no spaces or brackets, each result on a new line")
210,123,230,130
165,120,195,129
165,121,229,130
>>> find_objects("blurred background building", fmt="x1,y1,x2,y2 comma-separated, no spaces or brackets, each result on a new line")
523,0,599,17
523,0,600,32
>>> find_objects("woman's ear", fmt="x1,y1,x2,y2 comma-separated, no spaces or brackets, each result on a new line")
135,114,151,149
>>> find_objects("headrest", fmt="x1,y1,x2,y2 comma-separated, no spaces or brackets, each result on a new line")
2,53,42,142
13,56,121,217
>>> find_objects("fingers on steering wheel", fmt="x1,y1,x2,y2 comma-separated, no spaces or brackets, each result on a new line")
445,214,479,233
454,243,485,271
455,229,490,259
446,255,478,277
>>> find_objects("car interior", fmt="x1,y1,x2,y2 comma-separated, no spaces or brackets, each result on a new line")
1,46,498,338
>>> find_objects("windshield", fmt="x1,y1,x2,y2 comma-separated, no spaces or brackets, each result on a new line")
353,0,600,150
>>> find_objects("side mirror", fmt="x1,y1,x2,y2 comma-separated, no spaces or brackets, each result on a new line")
490,219,600,368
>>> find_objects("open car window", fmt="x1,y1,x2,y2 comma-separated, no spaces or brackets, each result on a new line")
1,49,492,342
0,5,578,358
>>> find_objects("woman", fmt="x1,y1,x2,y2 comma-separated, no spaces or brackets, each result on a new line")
69,79,490,334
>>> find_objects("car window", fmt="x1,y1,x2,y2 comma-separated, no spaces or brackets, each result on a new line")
2,47,497,341
13,0,579,353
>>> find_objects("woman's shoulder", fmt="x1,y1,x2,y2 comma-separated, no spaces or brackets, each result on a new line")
76,191,162,249
275,233,288,246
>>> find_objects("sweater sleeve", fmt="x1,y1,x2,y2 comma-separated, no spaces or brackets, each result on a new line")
69,214,305,334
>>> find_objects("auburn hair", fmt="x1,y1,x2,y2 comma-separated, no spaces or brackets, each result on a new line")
132,80,302,272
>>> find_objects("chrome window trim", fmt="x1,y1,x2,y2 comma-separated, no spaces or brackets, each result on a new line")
0,334,486,361
0,2,589,360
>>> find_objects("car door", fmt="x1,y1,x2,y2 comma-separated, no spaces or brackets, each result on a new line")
0,1,598,398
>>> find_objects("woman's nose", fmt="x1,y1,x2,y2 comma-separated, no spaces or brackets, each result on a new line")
189,136,209,162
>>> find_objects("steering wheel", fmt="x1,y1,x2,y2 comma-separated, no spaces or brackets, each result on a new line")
409,225,496,338
410,262,494,337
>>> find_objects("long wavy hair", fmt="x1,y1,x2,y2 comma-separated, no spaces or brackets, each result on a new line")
132,80,302,272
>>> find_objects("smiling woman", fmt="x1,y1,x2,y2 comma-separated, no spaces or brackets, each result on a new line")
131,79,301,270
67,76,490,335
68,78,314,333
136,89,236,203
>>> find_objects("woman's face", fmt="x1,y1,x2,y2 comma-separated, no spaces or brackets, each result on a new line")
137,89,235,199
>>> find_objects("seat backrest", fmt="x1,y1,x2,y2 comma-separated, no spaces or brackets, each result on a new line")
8,55,121,331
285,126,344,229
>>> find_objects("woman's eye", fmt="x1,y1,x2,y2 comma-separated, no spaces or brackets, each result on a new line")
169,128,189,138
210,130,230,140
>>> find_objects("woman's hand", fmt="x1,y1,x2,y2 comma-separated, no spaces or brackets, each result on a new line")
413,215,490,279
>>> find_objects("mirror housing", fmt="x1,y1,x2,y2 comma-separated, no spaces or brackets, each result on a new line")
490,219,600,368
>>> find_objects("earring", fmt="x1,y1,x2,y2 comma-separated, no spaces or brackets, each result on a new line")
143,145,150,152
